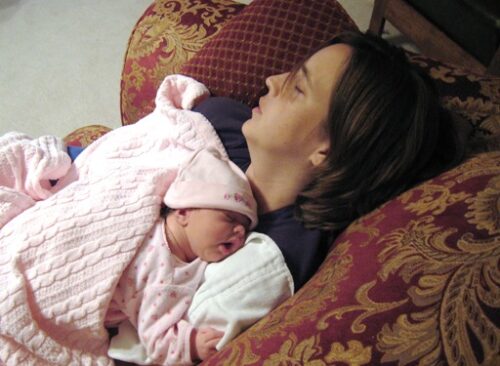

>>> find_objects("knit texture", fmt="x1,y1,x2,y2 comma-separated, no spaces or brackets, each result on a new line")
0,132,71,228
0,75,224,365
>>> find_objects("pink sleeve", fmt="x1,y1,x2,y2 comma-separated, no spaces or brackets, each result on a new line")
112,222,205,366
137,287,196,365
0,132,70,200
0,132,71,228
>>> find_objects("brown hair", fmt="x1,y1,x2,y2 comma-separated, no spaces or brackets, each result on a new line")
295,32,464,231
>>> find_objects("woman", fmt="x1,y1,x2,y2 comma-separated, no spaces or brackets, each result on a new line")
194,31,463,290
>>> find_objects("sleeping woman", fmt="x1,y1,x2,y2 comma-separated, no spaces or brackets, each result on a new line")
194,31,464,289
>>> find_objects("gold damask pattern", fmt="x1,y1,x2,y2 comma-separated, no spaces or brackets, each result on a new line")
407,53,500,143
466,175,500,235
203,152,500,366
263,335,372,366
317,280,408,335
376,214,499,365
63,125,111,147
400,182,471,216
120,0,244,125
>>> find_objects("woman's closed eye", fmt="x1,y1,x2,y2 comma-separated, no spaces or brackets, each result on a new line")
294,83,304,95
283,79,304,98
286,72,306,97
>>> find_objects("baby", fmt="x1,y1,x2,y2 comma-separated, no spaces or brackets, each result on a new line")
105,149,257,365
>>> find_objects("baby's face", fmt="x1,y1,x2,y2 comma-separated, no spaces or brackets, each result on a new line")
184,208,250,262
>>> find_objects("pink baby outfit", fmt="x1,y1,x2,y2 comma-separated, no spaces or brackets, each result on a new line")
106,220,207,365
0,75,253,366
105,148,256,366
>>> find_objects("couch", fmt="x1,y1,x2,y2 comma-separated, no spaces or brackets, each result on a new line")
65,1,500,364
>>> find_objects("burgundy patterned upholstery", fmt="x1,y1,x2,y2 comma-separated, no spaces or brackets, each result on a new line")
120,0,245,125
63,125,111,147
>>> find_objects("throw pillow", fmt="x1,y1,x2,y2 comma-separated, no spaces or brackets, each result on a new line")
180,0,358,107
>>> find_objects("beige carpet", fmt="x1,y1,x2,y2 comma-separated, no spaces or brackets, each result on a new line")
0,0,153,138
0,0,410,138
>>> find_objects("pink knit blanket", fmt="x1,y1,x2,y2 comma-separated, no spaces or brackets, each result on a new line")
0,75,226,365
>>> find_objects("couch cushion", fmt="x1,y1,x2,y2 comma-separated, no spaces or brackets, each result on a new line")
180,0,358,107
201,151,500,365
407,52,500,146
120,0,245,125
63,125,112,147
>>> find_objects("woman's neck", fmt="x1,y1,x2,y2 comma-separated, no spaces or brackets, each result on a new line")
245,160,312,214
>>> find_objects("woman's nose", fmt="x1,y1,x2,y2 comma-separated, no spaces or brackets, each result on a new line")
265,72,288,96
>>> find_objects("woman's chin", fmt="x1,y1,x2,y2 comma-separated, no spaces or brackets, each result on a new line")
242,118,263,156
241,119,251,136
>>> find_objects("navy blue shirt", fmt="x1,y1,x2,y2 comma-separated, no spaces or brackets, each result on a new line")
194,97,331,290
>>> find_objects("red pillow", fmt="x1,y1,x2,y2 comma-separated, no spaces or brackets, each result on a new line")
181,0,358,107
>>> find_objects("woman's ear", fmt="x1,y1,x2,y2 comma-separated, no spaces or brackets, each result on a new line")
174,208,190,226
309,141,329,167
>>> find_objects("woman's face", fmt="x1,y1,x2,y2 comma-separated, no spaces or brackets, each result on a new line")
242,44,352,164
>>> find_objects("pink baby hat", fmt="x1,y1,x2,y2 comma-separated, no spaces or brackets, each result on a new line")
164,149,258,229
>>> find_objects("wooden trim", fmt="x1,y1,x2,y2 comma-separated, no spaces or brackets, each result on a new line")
369,0,490,74
368,0,388,35
487,46,500,75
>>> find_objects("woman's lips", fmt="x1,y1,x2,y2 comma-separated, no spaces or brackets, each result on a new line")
252,105,262,115
252,97,263,115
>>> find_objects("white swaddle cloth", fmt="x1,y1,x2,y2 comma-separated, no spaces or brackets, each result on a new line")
108,232,294,364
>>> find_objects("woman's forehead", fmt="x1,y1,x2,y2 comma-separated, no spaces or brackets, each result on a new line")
304,44,352,92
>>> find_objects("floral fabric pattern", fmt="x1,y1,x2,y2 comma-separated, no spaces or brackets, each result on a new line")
120,0,244,125
408,53,500,142
63,125,111,147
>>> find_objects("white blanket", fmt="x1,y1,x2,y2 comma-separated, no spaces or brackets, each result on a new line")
108,232,294,365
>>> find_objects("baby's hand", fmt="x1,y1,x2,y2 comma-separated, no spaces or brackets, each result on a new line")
192,326,224,361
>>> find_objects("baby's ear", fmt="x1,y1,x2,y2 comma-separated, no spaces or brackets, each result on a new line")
173,208,190,226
